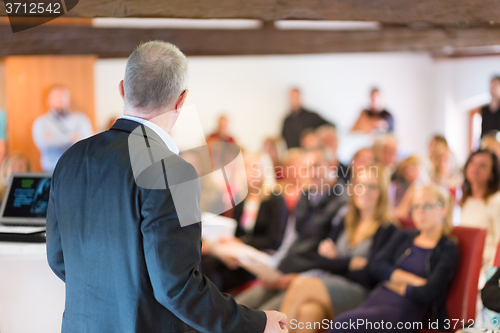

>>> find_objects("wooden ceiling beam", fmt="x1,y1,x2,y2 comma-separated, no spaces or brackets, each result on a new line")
2,25,500,57
0,0,499,27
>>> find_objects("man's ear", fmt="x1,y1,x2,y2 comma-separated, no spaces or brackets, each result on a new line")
174,89,188,113
119,80,125,101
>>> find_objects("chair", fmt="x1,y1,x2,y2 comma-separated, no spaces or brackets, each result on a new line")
493,239,500,267
397,216,416,229
420,226,486,333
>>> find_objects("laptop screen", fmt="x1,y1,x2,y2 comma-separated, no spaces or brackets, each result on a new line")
2,174,51,219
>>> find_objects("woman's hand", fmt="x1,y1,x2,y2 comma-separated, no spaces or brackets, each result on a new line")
384,281,407,296
349,257,368,271
390,268,427,287
318,238,337,259
201,240,213,255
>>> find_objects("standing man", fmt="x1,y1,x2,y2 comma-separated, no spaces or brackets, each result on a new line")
46,41,287,333
281,88,330,149
481,75,500,138
32,85,93,172
207,114,236,144
352,87,394,134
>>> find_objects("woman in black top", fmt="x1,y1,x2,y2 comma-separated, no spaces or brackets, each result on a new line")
332,184,460,333
279,165,397,333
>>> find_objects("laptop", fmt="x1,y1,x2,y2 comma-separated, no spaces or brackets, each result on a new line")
0,173,52,226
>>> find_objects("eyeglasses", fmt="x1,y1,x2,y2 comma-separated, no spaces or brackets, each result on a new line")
410,203,443,212
179,89,187,97
353,183,380,191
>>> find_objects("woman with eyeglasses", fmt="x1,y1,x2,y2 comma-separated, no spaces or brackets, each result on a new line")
331,184,459,333
278,165,397,333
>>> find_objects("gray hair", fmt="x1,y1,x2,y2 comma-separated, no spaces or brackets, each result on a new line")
123,41,188,113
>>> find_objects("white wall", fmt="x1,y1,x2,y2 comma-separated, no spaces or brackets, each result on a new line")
95,52,436,159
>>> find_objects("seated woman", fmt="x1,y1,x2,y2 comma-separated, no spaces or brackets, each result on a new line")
459,149,500,266
201,153,288,292
390,156,431,220
332,184,460,333
279,165,397,333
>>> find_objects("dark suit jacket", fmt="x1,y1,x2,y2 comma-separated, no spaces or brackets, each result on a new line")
46,118,266,333
277,187,348,274
233,193,288,251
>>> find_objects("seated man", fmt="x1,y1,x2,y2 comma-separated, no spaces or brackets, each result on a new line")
235,147,348,310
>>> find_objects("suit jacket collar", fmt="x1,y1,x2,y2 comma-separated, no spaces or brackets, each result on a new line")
110,118,166,148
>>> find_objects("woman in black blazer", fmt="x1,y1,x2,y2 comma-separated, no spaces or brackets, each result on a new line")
201,153,288,292
332,184,460,333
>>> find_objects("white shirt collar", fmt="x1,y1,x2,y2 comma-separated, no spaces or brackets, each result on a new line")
121,115,180,155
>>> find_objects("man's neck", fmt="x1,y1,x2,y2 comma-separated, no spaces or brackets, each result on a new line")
124,109,175,133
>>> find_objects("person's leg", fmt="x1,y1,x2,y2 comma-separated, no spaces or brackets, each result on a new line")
280,277,334,332
294,302,329,333
235,284,279,309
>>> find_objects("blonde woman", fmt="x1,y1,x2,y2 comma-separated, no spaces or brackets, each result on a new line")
279,165,396,333
392,155,430,218
332,184,459,333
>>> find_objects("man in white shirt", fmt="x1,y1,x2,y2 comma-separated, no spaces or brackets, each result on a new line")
32,86,93,172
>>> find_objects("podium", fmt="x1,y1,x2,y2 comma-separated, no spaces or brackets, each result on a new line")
0,242,65,333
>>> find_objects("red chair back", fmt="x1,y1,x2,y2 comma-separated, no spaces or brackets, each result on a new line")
494,240,500,267
446,226,486,323
397,217,416,229
420,226,486,333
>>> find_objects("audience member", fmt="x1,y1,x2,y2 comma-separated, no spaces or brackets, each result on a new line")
236,147,348,310
317,125,351,182
0,153,31,202
300,128,321,150
352,88,394,134
207,115,236,144
432,148,463,199
373,134,399,178
391,156,431,218
333,184,459,333
481,75,500,138
350,148,375,181
480,130,500,161
459,149,500,265
201,153,287,292
279,165,397,333
262,137,286,181
32,85,93,172
278,148,309,213
281,88,330,149
428,135,448,163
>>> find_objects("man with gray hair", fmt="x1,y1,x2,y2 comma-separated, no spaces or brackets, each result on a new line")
46,41,287,333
